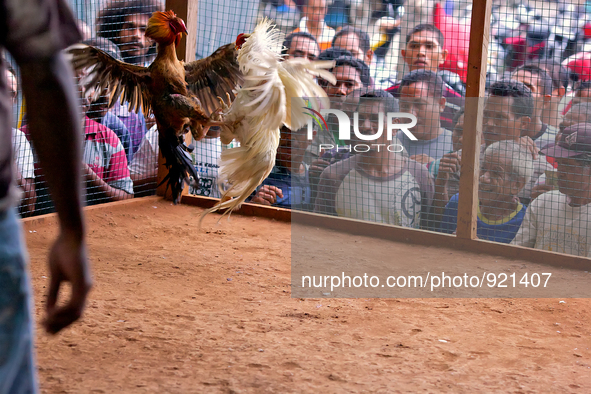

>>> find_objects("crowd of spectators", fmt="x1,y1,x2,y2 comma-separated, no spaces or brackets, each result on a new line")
5,0,591,258
252,0,591,258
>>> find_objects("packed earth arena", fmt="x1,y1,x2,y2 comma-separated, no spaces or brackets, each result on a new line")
2,0,591,392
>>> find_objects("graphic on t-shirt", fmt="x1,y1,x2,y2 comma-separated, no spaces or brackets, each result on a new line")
191,176,215,197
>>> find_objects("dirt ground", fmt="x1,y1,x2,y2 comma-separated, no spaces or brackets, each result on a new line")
23,197,591,393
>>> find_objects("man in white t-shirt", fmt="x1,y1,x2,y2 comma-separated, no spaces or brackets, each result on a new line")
512,123,591,257
315,91,434,229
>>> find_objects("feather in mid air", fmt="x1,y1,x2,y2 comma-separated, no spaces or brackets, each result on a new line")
199,18,336,223
68,10,243,203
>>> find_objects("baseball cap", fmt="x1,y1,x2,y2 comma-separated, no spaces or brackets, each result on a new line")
541,123,591,158
565,55,591,82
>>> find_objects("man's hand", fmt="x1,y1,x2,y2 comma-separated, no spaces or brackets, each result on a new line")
308,159,331,176
436,152,461,182
251,185,283,206
530,184,555,201
411,154,435,166
517,136,539,160
44,233,91,334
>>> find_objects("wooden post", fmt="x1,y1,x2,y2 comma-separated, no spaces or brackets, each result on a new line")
157,0,199,199
455,0,492,240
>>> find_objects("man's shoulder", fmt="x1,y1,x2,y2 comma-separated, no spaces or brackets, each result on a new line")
321,155,357,181
531,190,566,210
434,128,454,143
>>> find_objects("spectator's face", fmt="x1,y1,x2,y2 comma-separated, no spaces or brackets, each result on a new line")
357,101,388,145
287,36,319,61
483,96,528,146
511,70,550,115
333,33,371,64
117,14,151,60
479,153,519,205
555,157,591,197
276,127,311,169
326,65,363,97
398,82,445,140
452,113,465,152
304,0,327,24
401,30,447,73
5,69,17,106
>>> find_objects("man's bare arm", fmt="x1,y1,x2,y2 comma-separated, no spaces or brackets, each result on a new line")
19,53,91,334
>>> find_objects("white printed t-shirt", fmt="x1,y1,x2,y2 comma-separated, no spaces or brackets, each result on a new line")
511,190,591,257
190,138,222,198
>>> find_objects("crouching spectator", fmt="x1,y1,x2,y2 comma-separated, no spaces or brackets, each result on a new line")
441,141,533,243
512,123,591,256
250,125,313,210
314,91,434,228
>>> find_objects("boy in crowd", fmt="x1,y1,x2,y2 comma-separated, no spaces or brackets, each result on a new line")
282,31,320,61
386,24,463,130
309,56,372,163
331,26,373,66
396,69,454,163
292,0,335,51
314,91,433,229
441,141,533,243
511,65,559,149
529,59,570,129
250,125,314,210
512,123,591,257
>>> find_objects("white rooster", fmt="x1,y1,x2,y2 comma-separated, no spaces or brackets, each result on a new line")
200,18,336,222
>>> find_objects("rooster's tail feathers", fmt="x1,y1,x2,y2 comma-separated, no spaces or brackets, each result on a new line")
199,128,280,226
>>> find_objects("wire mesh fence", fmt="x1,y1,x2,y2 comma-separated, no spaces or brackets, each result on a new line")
3,0,591,258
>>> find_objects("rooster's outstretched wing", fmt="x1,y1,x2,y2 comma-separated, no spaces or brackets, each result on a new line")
184,43,243,116
68,44,152,115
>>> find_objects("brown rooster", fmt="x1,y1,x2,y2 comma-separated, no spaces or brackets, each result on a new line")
68,10,242,203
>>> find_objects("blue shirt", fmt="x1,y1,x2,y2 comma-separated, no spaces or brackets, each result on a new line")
257,165,312,211
441,193,527,243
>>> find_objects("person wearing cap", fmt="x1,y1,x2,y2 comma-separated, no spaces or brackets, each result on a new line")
512,123,591,257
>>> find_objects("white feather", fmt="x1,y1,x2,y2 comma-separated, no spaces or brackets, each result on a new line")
200,18,335,223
